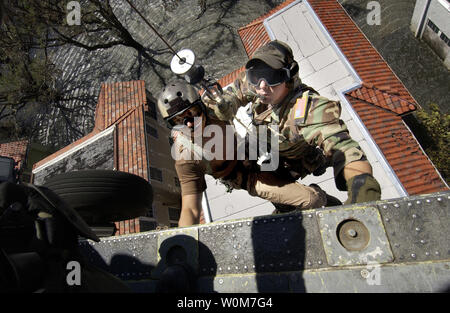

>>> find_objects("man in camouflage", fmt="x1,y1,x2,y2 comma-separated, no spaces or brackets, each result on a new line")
157,80,339,226
205,40,381,205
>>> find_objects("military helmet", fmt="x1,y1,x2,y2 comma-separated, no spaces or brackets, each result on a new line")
157,81,201,121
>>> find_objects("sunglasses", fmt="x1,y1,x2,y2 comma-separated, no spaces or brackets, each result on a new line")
168,103,203,127
246,67,290,87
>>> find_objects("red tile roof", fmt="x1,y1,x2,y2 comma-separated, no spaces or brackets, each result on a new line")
0,139,28,169
346,96,447,194
307,0,417,109
219,0,448,195
92,80,149,235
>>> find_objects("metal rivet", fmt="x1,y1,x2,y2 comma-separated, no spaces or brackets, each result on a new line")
287,250,291,254
279,263,283,267
318,260,323,265
234,255,238,260
238,223,242,227
437,197,442,202
394,203,399,208
254,220,258,225
415,227,421,232
318,213,323,218
270,264,274,267
219,279,223,284
227,267,231,271
307,261,312,266
416,200,421,204
425,252,430,256
281,218,285,222
308,214,313,218
411,253,416,258
272,218,275,222
347,229,357,237
435,251,440,256
412,214,417,218
383,205,387,209
426,199,431,203
244,265,248,270
289,216,293,220
282,227,286,231
263,219,267,223
247,222,251,226
385,218,390,222
231,224,235,229
420,239,426,244
361,269,369,278
218,267,222,271
407,203,412,206
284,238,288,243
223,225,227,229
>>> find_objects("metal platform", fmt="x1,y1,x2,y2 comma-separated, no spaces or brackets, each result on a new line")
79,190,450,292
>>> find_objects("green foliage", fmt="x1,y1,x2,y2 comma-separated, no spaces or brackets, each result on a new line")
415,103,450,184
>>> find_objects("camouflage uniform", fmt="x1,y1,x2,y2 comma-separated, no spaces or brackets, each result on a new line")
207,72,366,192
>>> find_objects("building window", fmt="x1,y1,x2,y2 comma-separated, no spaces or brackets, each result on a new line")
427,19,439,33
168,207,181,221
150,167,163,182
146,101,157,120
146,124,158,138
440,32,450,47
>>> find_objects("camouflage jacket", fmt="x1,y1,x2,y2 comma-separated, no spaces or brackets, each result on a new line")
206,72,366,190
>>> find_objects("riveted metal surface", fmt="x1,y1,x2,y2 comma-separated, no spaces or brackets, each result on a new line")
196,261,450,292
198,221,254,276
378,191,450,263
79,232,158,280
317,206,393,266
198,211,327,275
197,273,290,293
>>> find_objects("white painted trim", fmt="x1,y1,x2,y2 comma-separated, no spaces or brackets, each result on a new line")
438,0,450,12
263,0,362,85
32,125,116,174
202,191,213,223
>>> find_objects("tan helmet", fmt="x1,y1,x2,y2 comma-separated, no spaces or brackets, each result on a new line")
157,81,201,121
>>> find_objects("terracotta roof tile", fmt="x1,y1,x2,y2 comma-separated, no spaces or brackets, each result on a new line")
348,83,417,115
0,139,28,169
308,0,418,109
346,97,447,194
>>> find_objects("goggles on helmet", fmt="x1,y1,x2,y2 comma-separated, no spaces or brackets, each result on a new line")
167,101,203,127
246,67,290,87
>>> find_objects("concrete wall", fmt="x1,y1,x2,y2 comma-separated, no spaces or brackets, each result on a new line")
411,0,450,69
32,127,115,185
